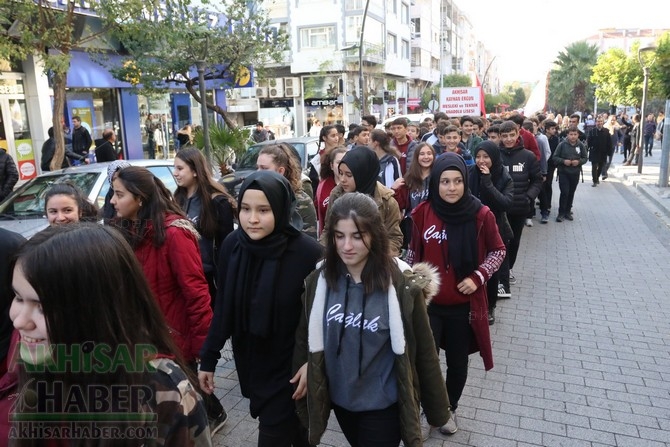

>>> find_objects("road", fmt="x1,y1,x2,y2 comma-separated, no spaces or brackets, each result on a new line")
210,143,670,447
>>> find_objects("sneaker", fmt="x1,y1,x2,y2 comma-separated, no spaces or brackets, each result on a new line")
565,212,574,221
592,183,598,187
439,411,458,435
488,308,495,325
420,412,431,441
498,284,511,299
540,214,549,224
209,409,228,436
524,218,533,227
556,214,564,222
602,175,608,180
509,271,517,285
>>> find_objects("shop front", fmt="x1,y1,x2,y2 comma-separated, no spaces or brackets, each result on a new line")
302,75,346,137
0,74,37,181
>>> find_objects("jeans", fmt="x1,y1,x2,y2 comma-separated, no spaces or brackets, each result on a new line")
429,303,472,411
557,171,580,216
644,134,654,155
333,403,401,447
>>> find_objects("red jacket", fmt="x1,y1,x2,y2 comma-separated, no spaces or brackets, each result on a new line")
407,202,505,370
315,176,336,237
135,214,213,362
520,127,541,160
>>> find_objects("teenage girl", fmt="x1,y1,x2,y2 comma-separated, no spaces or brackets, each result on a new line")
408,153,506,435
292,192,450,446
199,171,322,446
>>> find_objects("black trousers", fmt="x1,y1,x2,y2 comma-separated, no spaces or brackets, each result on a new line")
558,171,580,216
429,303,472,411
332,403,401,447
257,412,310,447
540,163,556,214
507,214,526,271
487,271,499,311
591,158,606,184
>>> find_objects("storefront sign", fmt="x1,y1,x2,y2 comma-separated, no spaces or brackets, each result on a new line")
439,87,481,117
14,139,37,180
305,98,339,107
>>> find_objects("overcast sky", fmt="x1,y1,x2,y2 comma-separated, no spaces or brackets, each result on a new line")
454,0,668,85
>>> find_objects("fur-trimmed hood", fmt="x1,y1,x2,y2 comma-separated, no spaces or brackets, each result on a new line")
307,258,441,356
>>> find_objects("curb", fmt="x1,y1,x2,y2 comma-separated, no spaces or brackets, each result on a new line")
633,182,670,218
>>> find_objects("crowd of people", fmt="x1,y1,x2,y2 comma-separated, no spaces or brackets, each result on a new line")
0,106,665,446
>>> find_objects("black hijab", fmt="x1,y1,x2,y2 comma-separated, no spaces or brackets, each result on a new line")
340,146,380,196
227,171,299,338
428,153,482,280
470,140,504,198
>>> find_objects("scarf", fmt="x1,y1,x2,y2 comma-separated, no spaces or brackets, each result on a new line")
340,146,380,196
470,140,504,198
226,171,300,338
428,153,482,280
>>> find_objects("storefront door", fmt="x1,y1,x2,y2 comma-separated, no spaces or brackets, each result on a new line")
0,76,37,181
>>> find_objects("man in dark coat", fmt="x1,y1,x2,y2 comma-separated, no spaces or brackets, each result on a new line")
95,128,118,162
0,150,18,203
71,116,92,158
587,116,611,187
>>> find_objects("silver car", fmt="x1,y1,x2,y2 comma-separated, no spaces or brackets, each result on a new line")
0,160,178,238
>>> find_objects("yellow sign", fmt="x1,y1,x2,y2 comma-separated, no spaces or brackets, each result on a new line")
234,66,252,88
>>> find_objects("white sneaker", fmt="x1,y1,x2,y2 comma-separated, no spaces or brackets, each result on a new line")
420,412,431,441
525,218,533,227
439,411,458,435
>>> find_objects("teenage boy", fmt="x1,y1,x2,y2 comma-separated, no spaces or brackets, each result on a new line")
435,125,465,157
460,115,483,157
486,124,501,145
360,115,377,131
347,125,370,149
552,126,588,222
390,117,417,174
499,121,543,288
542,120,560,216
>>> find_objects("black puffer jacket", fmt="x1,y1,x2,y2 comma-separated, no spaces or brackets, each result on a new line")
0,151,18,202
500,141,542,216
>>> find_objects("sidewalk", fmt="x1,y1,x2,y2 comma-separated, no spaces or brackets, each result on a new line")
209,139,670,446
606,140,670,218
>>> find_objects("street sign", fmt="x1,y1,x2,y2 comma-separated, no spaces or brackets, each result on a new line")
428,99,439,112
439,87,481,117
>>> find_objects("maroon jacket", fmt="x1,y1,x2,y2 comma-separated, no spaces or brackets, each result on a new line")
407,202,505,370
135,213,213,362
519,127,541,161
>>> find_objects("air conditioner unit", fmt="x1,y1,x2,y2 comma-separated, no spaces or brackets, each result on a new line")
269,78,284,97
284,77,301,97
256,87,268,98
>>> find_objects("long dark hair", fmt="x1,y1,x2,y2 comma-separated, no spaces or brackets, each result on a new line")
113,166,185,248
370,129,401,158
259,144,303,192
319,145,347,180
318,125,337,150
44,182,99,222
12,224,189,446
324,192,397,294
404,142,435,191
173,148,236,239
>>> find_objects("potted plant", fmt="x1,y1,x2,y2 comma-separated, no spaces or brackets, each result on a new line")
193,123,251,175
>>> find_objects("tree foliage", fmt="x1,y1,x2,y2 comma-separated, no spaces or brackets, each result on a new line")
101,0,287,127
547,41,599,114
0,0,115,169
651,32,670,99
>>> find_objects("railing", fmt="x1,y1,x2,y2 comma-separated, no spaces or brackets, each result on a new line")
342,42,385,65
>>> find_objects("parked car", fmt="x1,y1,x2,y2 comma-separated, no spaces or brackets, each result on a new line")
0,160,178,238
221,136,319,197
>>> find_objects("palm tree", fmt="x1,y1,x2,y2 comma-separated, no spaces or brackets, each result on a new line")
550,41,599,113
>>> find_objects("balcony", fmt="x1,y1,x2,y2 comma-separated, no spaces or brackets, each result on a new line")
341,42,385,65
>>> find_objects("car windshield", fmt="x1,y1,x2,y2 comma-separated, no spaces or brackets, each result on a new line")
0,173,99,217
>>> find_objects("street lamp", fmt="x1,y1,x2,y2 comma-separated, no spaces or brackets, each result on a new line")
196,35,212,169
637,45,657,174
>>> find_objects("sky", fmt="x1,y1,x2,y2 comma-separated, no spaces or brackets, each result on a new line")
453,0,668,85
